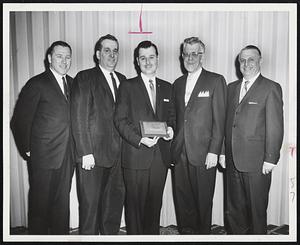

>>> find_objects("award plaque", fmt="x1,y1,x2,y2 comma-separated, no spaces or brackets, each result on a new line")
140,121,168,137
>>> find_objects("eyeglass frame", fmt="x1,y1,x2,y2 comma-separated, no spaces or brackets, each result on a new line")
182,51,204,59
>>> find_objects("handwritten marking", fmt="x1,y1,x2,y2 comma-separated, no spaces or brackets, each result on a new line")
288,145,296,157
290,177,295,188
129,5,153,34
290,192,295,202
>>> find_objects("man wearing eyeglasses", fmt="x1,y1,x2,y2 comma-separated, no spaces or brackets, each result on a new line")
71,34,126,235
169,37,227,234
114,40,173,234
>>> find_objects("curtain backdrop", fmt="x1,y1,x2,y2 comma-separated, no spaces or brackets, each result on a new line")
9,9,292,229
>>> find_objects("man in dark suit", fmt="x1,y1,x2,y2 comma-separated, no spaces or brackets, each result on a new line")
114,40,173,235
71,34,126,235
11,41,74,234
224,45,284,234
169,37,227,234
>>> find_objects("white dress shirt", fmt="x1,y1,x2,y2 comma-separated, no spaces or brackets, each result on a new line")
50,67,66,95
99,65,120,101
185,67,202,106
141,72,156,110
239,72,260,102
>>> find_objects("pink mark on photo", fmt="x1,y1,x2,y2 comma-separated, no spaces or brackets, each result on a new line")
289,145,296,158
129,5,152,34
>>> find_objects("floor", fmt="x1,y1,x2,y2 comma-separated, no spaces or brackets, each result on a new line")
10,224,289,235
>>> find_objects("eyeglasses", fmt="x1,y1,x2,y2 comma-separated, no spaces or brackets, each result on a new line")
182,52,203,59
102,48,119,56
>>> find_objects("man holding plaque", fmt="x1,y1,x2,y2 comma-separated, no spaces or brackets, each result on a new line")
114,40,173,234
169,37,227,234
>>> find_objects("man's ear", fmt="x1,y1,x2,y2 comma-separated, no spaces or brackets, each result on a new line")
259,57,263,65
96,50,101,60
136,57,140,67
47,54,52,64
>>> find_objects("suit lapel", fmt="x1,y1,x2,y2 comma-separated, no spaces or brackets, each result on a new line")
177,75,187,112
137,75,156,116
46,70,68,103
238,74,263,106
95,66,115,103
155,79,163,118
186,68,207,108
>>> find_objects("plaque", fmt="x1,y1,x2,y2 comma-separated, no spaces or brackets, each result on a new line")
140,121,168,137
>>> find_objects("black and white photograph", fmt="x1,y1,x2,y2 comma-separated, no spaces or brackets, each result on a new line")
3,3,297,243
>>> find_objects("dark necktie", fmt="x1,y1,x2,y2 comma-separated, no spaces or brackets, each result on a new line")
62,76,69,101
110,72,118,100
149,79,156,112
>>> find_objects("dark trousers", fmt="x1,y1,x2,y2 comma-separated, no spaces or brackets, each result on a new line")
28,152,74,235
225,159,271,234
77,164,110,235
172,146,217,234
123,147,168,235
100,158,125,235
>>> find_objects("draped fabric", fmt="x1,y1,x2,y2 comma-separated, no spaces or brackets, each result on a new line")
7,7,294,229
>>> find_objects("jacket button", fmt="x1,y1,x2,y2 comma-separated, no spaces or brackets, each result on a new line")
233,124,236,128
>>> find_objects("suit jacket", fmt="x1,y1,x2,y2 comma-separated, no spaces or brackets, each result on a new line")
11,69,73,169
71,66,126,167
114,75,172,170
170,68,227,167
225,74,284,172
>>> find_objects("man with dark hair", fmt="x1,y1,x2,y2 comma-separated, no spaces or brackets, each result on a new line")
11,41,74,234
224,45,283,234
170,37,227,234
71,34,126,235
114,40,173,234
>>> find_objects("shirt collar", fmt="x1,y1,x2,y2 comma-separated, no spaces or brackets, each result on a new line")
99,65,115,77
243,72,260,84
188,67,202,79
141,72,156,84
50,67,65,81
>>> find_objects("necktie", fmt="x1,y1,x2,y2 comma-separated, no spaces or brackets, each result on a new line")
62,76,69,101
240,80,250,102
149,79,156,112
110,72,118,100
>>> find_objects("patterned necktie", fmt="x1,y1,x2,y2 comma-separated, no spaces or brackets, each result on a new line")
149,79,156,112
62,76,69,101
110,72,118,100
240,80,250,102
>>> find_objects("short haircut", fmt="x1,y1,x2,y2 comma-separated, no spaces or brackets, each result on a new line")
240,45,262,57
48,41,72,55
136,40,158,56
183,37,205,52
94,34,119,52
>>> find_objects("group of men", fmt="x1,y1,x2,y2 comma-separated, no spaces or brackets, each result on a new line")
11,34,283,236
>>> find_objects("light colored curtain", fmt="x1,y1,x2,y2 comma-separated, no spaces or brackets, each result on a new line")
8,9,292,229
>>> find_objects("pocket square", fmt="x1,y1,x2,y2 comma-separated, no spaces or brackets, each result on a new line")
163,99,170,102
248,101,258,104
198,91,210,97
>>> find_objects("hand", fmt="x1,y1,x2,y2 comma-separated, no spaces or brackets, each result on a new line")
262,161,276,175
26,151,30,157
163,127,174,141
205,152,218,169
82,154,95,170
140,136,159,148
218,154,226,168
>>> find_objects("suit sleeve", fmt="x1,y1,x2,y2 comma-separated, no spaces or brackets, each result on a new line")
167,83,176,129
114,82,141,148
10,81,40,159
264,83,284,164
71,73,93,157
209,75,227,154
